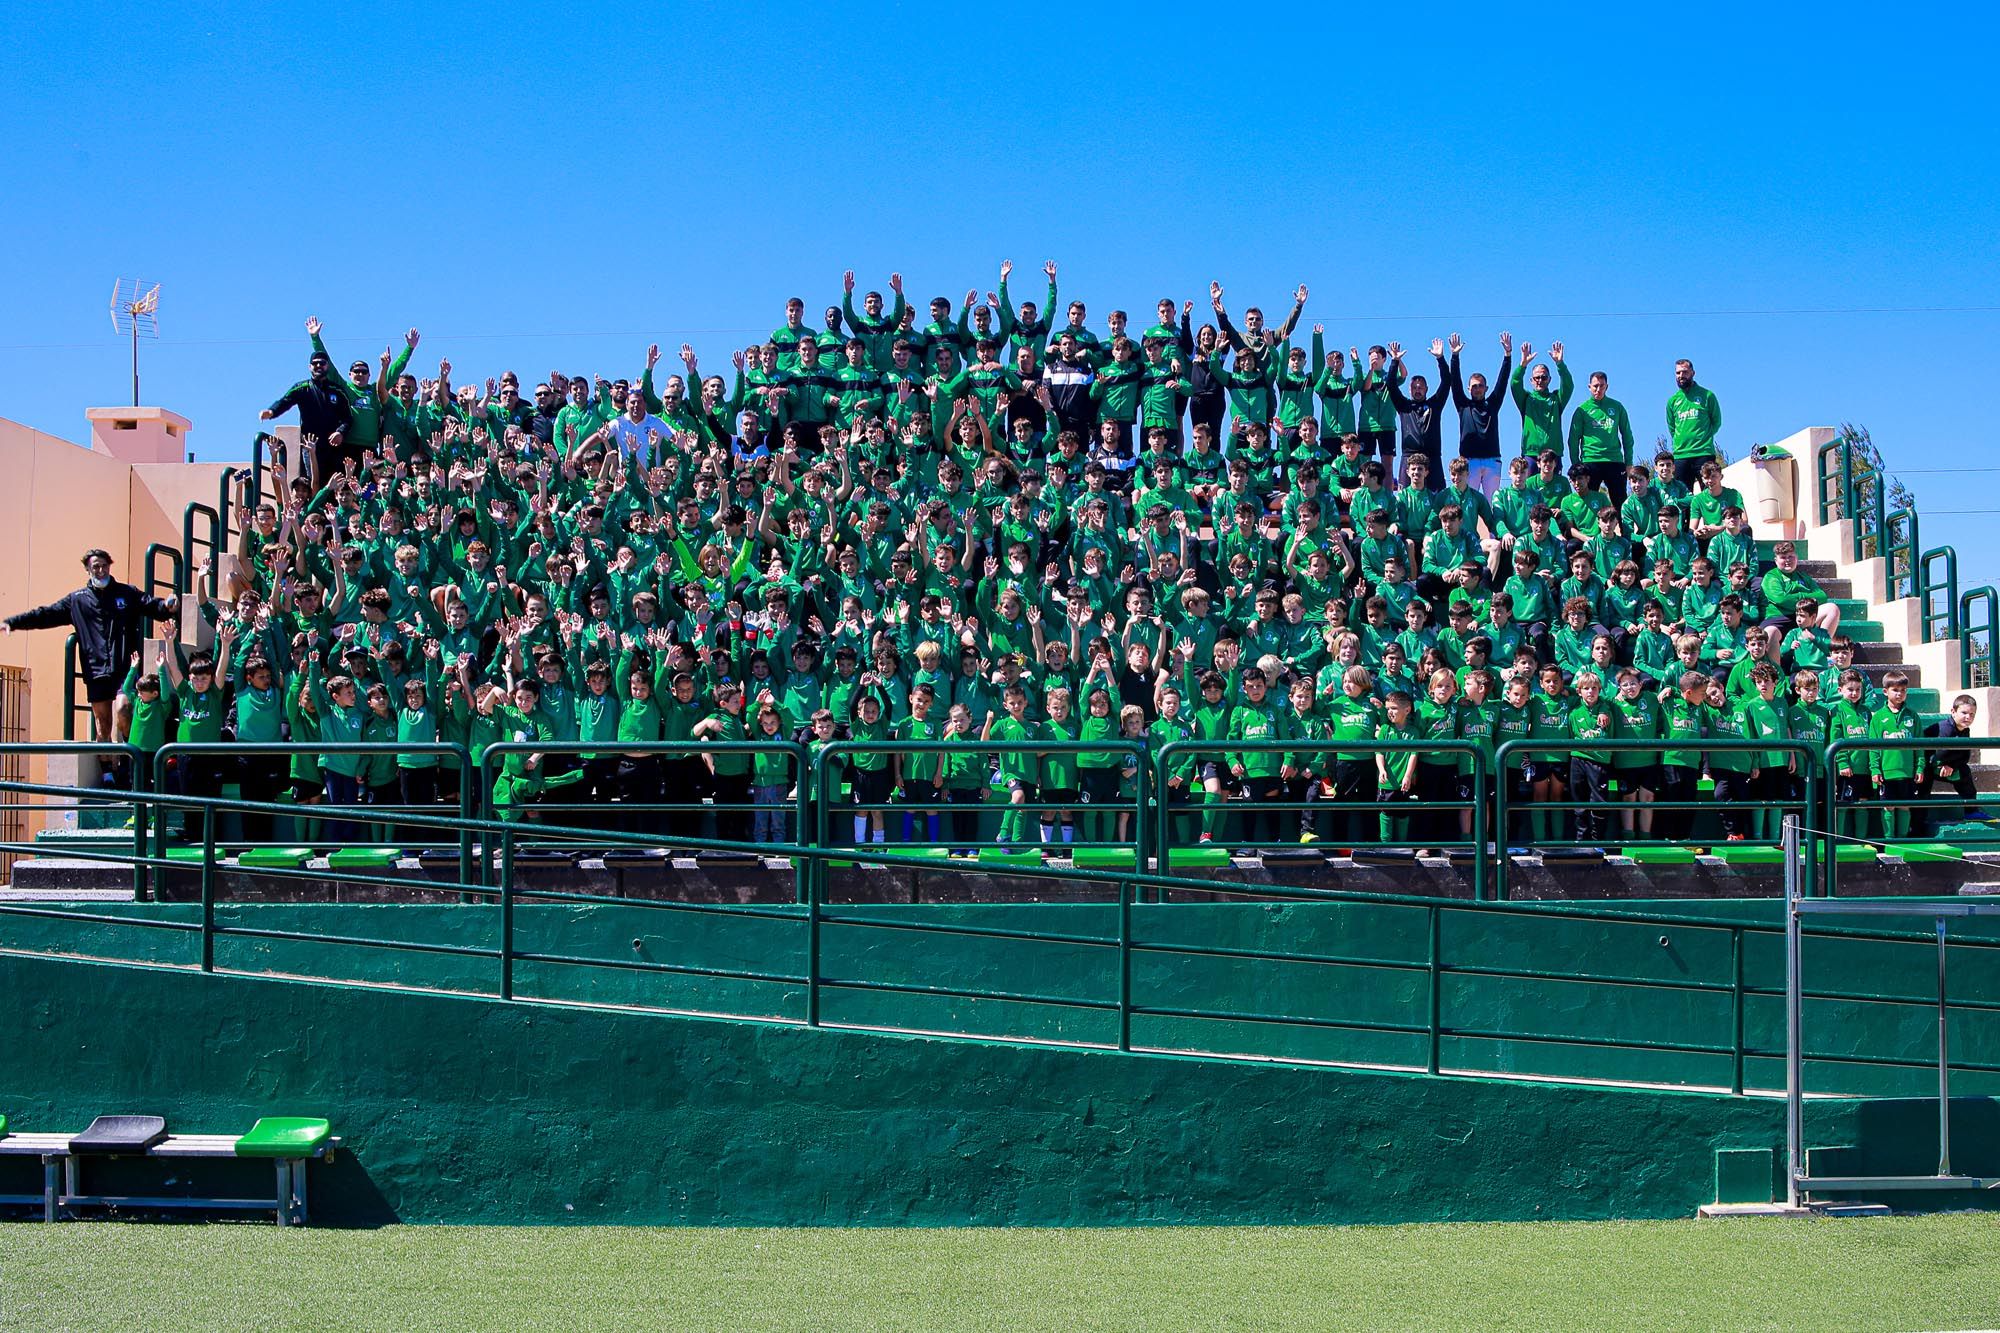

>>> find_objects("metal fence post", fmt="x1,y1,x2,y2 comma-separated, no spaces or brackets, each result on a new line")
129,752,150,903
456,746,475,892
1471,752,1489,901
1937,914,1952,1178
199,808,216,974
1730,926,1745,1095
498,826,514,1001
807,746,827,1028
1427,904,1442,1075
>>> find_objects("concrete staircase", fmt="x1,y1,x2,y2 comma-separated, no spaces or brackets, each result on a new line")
1728,428,1998,794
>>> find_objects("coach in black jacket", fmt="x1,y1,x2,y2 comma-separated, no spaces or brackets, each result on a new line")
2,548,180,739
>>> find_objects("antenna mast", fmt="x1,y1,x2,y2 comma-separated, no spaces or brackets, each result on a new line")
109,279,161,407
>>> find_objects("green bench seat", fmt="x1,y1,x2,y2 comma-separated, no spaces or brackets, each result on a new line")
237,846,315,869
326,847,405,870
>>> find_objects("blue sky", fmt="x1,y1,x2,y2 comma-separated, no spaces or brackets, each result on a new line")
3,3,1997,570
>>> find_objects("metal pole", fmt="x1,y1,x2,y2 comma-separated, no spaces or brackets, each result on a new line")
1784,813,1804,1208
498,827,514,1001
1730,926,1745,1095
1427,904,1442,1074
1937,915,1952,1177
131,324,140,407
199,804,215,972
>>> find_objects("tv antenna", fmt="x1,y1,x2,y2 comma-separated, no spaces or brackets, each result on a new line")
109,279,161,407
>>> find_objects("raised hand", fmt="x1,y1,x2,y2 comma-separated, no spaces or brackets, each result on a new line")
887,272,902,293
305,316,321,337
1209,281,1224,305
1043,260,1057,279
1429,338,1445,358
843,269,857,293
1000,259,1013,280
406,328,421,348
1294,284,1308,304
1549,341,1565,364
646,343,660,369
1499,332,1513,355
1448,332,1464,353
1519,343,1535,366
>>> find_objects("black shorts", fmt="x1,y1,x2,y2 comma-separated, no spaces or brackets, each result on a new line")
850,766,893,807
291,779,324,802
1615,765,1662,793
85,674,121,704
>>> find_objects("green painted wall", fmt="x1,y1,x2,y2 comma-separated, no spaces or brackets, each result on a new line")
4,900,1998,1098
0,949,1797,1225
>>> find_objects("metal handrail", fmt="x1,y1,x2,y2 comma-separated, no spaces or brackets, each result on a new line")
1492,738,1823,900
1917,547,1960,644
1961,586,1996,689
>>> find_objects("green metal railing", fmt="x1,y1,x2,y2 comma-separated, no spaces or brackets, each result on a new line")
1493,738,1823,901
5,763,2000,1096
1917,547,1960,645
183,501,224,599
144,543,184,608
149,742,476,900
59,637,96,742
1152,739,1490,897
1962,587,1997,689
1883,507,1918,602
479,740,812,897
1823,737,2000,895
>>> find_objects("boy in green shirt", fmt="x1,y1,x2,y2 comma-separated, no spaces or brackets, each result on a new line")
1227,667,1294,849
984,684,1042,847
1567,670,1621,845
1740,663,1796,840
1867,671,1923,839
1610,667,1663,841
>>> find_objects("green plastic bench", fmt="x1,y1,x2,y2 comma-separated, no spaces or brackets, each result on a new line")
977,847,1044,868
326,847,405,870
1888,842,1965,863
235,1116,333,1158
237,847,315,869
1717,844,1784,866
1626,844,1699,866
1166,846,1231,870
1072,847,1136,871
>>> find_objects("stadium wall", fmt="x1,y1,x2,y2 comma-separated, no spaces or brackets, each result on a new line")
3,937,1995,1225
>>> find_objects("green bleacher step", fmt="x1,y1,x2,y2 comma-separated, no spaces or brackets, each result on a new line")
977,848,1044,868
1625,844,1699,865
1839,620,1884,642
237,847,315,869
1071,847,1136,871
1888,842,1965,863
326,847,406,870
1830,598,1871,620
1716,844,1783,866
164,846,208,863
1166,846,1231,870
1905,688,1940,713
884,847,951,861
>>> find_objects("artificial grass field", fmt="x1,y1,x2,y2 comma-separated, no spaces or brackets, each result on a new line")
3,1215,1999,1330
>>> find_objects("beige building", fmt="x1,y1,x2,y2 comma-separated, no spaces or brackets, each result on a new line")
0,405,232,752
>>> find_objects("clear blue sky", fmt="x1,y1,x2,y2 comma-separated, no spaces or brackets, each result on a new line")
4,4,1997,570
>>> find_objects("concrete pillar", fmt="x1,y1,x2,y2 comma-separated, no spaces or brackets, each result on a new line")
85,406,192,465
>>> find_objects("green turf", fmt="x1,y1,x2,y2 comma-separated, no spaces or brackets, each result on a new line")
4,1216,2000,1330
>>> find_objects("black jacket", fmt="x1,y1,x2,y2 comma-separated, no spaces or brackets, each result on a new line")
1388,356,1453,459
267,376,353,444
7,580,178,682
1449,351,1511,460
